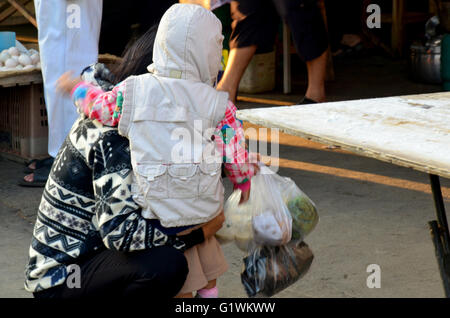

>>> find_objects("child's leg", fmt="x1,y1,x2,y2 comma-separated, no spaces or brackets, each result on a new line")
203,279,216,290
197,279,218,298
176,245,208,297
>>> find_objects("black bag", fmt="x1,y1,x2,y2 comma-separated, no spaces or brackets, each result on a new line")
241,241,314,297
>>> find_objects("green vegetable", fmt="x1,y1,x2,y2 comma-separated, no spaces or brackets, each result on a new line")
287,196,318,240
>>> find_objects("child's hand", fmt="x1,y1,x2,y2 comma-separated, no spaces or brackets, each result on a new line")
238,152,261,205
249,152,262,174
57,71,81,95
239,189,250,204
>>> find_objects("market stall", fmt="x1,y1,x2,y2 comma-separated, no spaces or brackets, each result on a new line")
237,92,450,297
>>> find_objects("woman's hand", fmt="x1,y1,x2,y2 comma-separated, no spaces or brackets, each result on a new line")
201,210,225,239
57,71,81,95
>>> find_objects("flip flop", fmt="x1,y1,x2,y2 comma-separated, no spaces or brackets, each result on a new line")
333,43,365,59
23,157,54,174
298,97,318,105
18,166,51,187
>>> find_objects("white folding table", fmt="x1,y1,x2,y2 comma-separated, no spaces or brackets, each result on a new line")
237,92,450,297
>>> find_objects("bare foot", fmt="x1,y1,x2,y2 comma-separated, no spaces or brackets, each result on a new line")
24,173,34,183
341,34,362,48
305,89,326,103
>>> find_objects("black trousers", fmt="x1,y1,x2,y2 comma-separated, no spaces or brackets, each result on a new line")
33,246,188,299
229,0,328,61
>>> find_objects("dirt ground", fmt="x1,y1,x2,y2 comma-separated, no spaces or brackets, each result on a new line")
1,55,449,298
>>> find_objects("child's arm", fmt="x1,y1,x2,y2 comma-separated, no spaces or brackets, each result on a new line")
71,81,125,127
214,101,256,197
57,71,124,127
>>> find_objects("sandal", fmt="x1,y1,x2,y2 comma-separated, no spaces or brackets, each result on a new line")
18,165,51,187
332,43,365,59
23,157,54,174
298,97,318,105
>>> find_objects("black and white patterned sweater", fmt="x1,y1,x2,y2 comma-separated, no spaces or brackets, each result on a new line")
24,116,202,293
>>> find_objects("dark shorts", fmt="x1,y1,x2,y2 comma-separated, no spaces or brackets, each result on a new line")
229,0,328,61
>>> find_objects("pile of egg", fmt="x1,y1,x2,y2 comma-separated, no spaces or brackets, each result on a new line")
0,46,40,71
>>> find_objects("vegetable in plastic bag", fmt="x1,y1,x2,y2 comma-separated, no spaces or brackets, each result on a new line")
216,165,319,249
241,241,314,297
278,176,319,241
216,165,293,250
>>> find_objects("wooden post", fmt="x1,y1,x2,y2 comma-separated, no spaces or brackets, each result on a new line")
391,0,404,56
283,23,291,94
6,0,36,28
0,0,30,24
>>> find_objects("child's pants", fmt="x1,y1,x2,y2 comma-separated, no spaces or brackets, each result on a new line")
178,236,228,295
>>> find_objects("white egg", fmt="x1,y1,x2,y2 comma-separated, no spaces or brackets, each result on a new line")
23,64,34,70
8,47,19,56
18,54,32,66
5,58,18,68
16,64,24,70
0,52,11,63
30,53,40,64
35,62,41,69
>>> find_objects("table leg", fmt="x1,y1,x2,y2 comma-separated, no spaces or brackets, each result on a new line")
428,174,450,297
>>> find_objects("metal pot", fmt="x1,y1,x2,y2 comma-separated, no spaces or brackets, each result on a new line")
410,36,443,84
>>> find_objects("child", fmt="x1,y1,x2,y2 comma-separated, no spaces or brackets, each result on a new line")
58,4,256,298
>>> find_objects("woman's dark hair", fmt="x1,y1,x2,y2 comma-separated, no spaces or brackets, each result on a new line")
108,24,158,84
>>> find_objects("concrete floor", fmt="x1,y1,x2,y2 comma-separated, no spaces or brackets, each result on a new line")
1,54,449,298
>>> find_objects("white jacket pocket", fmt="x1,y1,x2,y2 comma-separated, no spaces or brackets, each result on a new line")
135,164,168,200
167,164,199,199
199,161,222,195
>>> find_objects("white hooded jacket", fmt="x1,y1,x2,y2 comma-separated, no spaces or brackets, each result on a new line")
118,4,229,227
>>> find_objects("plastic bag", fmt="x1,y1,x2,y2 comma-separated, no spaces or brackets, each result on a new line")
241,241,314,297
215,188,254,250
216,165,319,249
216,165,293,250
275,175,319,241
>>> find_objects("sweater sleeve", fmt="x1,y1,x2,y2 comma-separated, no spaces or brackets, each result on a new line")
72,81,125,127
88,130,204,252
214,101,255,191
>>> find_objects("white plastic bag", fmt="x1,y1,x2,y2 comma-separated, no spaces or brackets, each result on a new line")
216,165,293,251
215,188,254,250
276,175,319,241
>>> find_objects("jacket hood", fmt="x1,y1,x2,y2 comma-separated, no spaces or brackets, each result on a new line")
148,4,224,86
